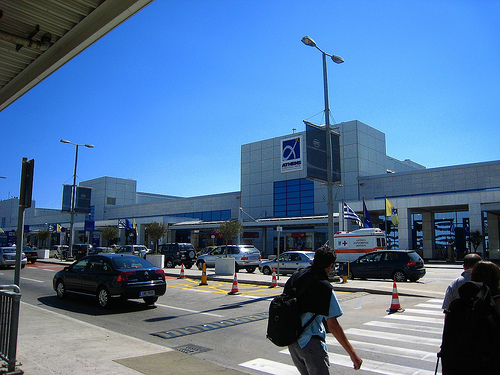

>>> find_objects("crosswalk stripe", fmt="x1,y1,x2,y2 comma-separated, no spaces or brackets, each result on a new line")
385,313,443,325
427,299,444,304
327,338,439,362
277,350,439,375
239,358,299,375
403,308,444,316
344,328,442,346
364,320,443,335
416,303,444,309
327,352,439,375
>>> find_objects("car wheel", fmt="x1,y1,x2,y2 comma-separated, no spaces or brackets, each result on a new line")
246,266,256,273
185,263,193,269
97,286,111,308
143,296,158,305
197,260,205,270
393,270,407,282
187,250,196,260
30,260,36,264
165,258,174,268
21,264,25,269
262,266,272,275
56,279,68,299
349,271,355,280
235,263,240,272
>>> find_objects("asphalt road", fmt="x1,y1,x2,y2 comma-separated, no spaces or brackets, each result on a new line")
0,262,458,374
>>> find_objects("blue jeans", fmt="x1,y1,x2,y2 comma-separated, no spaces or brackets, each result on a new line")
289,336,330,375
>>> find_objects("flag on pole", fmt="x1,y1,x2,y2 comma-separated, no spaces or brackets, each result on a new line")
118,220,126,229
385,198,399,225
363,200,373,228
343,203,363,227
132,219,138,236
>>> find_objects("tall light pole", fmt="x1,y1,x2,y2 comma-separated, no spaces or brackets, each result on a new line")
60,139,94,258
301,35,344,247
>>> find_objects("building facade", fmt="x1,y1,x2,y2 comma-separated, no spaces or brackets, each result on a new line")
1,120,499,261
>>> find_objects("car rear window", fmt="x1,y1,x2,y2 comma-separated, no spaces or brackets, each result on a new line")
243,248,260,254
111,256,153,269
2,247,15,253
408,252,421,261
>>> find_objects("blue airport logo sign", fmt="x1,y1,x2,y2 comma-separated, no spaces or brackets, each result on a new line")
281,135,303,173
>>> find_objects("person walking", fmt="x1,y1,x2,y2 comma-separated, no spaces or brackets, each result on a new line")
286,246,362,374
442,253,482,312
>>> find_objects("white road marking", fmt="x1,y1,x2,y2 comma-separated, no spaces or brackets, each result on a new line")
155,303,224,317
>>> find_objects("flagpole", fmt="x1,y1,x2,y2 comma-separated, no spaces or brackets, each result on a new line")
384,196,388,249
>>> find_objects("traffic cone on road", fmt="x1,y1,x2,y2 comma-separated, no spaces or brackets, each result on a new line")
387,281,404,313
178,263,186,279
228,272,241,295
269,268,278,288
199,262,208,286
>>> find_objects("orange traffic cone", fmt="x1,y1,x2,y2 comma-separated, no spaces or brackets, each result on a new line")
269,268,278,288
199,262,208,286
387,281,404,313
228,272,241,295
178,263,185,279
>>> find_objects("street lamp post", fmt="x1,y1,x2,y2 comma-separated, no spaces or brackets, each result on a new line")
60,139,93,258
301,36,344,247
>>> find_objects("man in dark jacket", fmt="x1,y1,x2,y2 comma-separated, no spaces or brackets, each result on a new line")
286,246,362,374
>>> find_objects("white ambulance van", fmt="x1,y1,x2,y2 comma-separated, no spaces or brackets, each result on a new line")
333,228,386,262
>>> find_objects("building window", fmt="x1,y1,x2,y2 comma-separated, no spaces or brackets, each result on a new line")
273,178,314,217
106,197,116,205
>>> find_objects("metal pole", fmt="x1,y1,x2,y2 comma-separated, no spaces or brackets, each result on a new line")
68,145,79,258
322,52,335,248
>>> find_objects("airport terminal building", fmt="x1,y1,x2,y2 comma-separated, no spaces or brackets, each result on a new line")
1,120,499,261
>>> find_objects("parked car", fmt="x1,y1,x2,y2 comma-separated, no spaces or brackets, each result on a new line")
348,250,426,282
196,245,262,273
259,251,315,276
158,243,197,269
0,247,27,268
71,244,93,260
115,245,149,258
53,254,166,308
51,245,69,259
23,246,38,264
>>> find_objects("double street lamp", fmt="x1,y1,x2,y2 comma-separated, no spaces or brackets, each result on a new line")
60,139,94,257
301,35,344,247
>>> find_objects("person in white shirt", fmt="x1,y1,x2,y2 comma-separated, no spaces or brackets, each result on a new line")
442,253,482,312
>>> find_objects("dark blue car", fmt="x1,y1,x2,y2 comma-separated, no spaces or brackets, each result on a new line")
348,250,426,282
53,254,166,308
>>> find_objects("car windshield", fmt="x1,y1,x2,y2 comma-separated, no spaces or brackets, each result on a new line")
111,256,154,270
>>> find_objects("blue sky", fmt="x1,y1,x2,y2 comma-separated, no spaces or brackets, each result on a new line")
1,0,499,209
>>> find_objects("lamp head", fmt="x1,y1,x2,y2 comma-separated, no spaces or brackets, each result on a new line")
60,139,71,144
84,144,94,148
331,54,344,64
301,36,317,47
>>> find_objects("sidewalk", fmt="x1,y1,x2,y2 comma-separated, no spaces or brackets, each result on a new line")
9,258,456,374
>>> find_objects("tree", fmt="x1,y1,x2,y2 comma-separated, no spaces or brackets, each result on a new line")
468,230,484,253
101,226,118,246
146,222,167,253
216,220,243,256
37,229,51,249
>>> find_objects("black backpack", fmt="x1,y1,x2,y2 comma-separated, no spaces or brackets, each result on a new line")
440,281,500,375
266,277,318,347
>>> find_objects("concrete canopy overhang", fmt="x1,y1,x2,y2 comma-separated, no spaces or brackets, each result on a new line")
0,0,154,112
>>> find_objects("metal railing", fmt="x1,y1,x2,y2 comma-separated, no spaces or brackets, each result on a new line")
0,284,22,373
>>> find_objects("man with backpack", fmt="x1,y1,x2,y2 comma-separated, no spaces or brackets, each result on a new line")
282,246,362,374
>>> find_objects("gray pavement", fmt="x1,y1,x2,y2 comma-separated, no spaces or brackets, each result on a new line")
9,258,461,374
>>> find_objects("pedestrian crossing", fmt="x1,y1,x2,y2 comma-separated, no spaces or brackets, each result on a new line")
239,298,444,375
